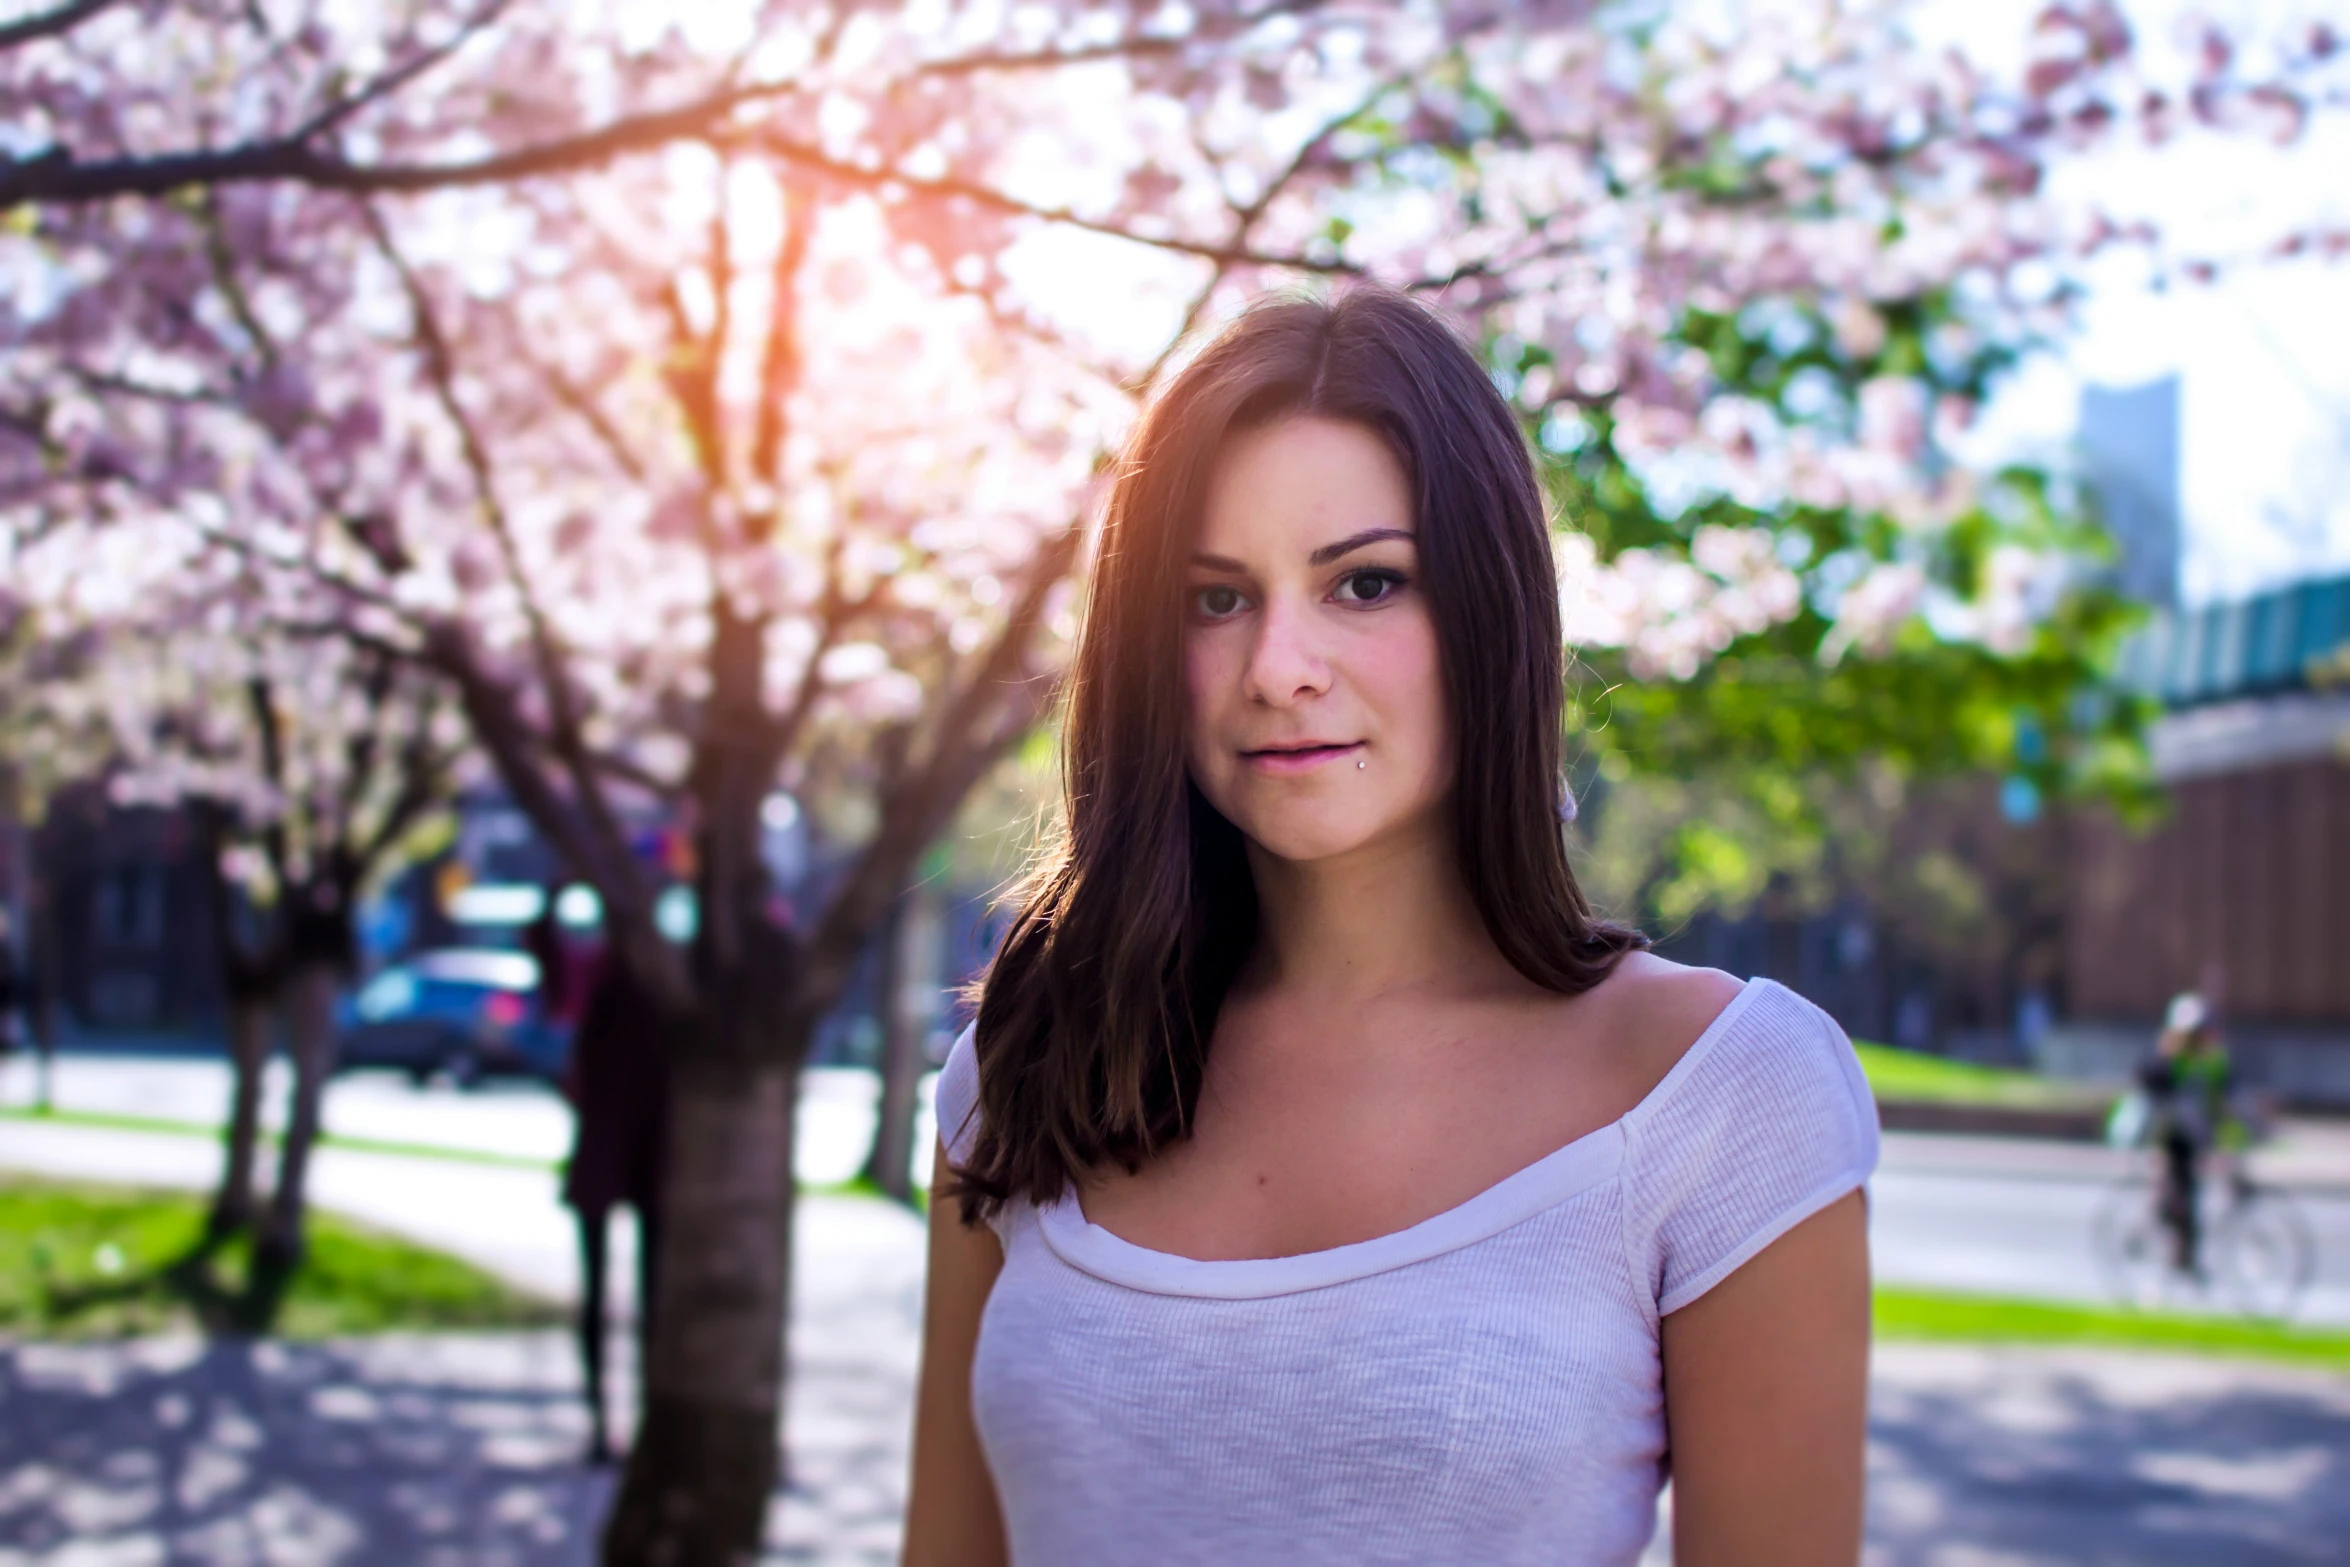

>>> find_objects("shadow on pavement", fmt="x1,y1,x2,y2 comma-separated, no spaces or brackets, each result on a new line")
0,1333,611,1566
1868,1344,2350,1565
6,1326,2347,1565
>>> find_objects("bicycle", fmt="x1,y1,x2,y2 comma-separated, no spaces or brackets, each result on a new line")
2092,1161,2316,1320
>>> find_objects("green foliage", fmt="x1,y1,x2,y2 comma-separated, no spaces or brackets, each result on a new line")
1512,275,2158,931
1851,1041,2103,1109
0,1179,561,1339
1875,1286,2350,1369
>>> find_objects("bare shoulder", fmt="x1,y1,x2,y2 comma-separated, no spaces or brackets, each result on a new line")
1579,951,1745,1100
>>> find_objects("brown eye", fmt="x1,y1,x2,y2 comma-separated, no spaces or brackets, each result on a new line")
1334,569,1404,606
1192,584,1248,619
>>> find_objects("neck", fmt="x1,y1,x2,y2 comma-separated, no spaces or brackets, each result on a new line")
1240,804,1509,1005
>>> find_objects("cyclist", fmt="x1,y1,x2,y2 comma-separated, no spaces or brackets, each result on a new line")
2137,991,2239,1277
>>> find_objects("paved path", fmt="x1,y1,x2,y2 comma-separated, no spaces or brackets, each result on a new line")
0,1055,925,1191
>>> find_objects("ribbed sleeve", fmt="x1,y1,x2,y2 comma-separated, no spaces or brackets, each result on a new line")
1620,981,1881,1317
936,1021,982,1167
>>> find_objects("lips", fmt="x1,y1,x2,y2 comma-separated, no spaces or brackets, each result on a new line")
1240,741,1364,776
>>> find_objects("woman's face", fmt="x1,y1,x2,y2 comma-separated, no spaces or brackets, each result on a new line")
1183,416,1453,865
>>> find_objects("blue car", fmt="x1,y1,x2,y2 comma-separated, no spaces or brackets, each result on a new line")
335,948,570,1086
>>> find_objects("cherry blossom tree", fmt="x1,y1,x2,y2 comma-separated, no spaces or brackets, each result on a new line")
9,502,461,1280
6,1,2345,1559
3,5,1403,1554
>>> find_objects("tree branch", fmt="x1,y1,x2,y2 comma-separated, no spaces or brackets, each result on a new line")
0,70,794,208
3,102,1360,278
908,0,1326,75
798,516,1081,1013
749,530,861,785
358,199,657,956
0,3,1326,200
359,203,579,748
744,129,1363,274
332,648,400,852
289,0,517,146
186,515,416,625
351,693,456,873
500,336,650,480
907,35,1188,77
0,0,117,52
413,622,597,871
1131,72,1397,393
62,365,235,408
746,176,815,496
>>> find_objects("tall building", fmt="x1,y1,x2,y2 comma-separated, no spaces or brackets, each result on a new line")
2079,377,2181,609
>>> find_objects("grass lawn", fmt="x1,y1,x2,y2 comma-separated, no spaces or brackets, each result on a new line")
1876,1286,2350,1371
0,1178,563,1339
1852,1042,2109,1110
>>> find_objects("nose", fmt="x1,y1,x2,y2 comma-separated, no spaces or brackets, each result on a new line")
1243,595,1332,708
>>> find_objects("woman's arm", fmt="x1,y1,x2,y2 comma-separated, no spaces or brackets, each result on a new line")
1660,1189,1871,1566
901,1138,1008,1567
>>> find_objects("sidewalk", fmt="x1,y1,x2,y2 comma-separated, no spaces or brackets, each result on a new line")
0,1054,933,1190
1881,1119,2350,1195
0,1058,936,1310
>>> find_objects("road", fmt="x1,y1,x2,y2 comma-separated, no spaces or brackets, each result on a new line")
1871,1135,2350,1326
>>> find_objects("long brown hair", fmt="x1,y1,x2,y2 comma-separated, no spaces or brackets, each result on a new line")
955,287,1645,1222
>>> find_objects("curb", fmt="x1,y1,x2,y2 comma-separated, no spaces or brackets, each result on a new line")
1876,1098,2111,1142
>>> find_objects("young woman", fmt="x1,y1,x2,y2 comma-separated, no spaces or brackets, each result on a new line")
904,289,1878,1566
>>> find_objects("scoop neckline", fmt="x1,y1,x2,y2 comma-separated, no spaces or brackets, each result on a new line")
1035,976,1777,1299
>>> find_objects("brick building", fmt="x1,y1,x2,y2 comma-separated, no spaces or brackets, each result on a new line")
2047,575,2350,1103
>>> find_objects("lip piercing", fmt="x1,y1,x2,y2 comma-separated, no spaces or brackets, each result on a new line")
1356,759,1366,770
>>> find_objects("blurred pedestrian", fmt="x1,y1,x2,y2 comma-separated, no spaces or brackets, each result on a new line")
2138,990,2236,1276
559,951,670,1465
524,883,591,1074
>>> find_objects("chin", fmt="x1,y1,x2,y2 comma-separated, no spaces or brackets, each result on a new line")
1224,802,1394,865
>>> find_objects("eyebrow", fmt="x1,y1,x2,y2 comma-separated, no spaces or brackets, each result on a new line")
1188,528,1417,574
1309,527,1415,566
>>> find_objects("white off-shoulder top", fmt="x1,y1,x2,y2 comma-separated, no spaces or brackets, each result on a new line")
934,978,1880,1566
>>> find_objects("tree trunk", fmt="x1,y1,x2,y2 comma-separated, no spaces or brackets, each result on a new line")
260,959,340,1264
602,1042,802,1567
208,991,276,1236
862,883,938,1204
27,842,60,1114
